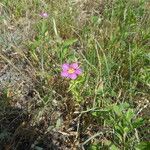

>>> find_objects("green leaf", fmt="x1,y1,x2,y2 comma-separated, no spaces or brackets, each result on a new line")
123,127,130,133
133,118,144,128
109,144,120,150
62,38,78,48
119,102,130,111
113,105,122,116
126,109,134,122
88,144,100,150
135,142,150,150
60,39,77,59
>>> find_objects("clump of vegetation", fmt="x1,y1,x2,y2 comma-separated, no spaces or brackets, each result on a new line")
0,0,150,149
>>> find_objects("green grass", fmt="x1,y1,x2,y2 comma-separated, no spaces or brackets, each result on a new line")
0,0,150,149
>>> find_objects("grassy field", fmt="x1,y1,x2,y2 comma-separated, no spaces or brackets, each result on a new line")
0,0,150,149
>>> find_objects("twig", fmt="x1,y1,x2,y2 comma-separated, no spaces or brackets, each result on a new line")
82,132,103,147
135,103,149,118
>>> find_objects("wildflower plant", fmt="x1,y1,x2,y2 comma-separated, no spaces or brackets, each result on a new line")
61,62,84,102
39,12,48,18
1,0,149,149
61,63,82,80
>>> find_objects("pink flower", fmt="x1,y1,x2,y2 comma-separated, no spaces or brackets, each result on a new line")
39,12,48,18
61,63,82,80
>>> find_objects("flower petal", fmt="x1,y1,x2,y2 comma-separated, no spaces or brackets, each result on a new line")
68,73,77,79
40,12,48,17
75,69,82,75
61,71,69,77
62,63,69,71
70,63,79,69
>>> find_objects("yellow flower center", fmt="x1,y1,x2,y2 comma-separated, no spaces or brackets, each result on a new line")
68,68,75,74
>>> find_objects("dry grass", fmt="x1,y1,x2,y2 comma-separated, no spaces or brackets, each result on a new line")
0,0,150,149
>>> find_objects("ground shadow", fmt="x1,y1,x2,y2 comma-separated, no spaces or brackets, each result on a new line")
0,105,59,150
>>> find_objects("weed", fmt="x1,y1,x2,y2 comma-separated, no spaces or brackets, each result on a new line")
0,0,149,149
